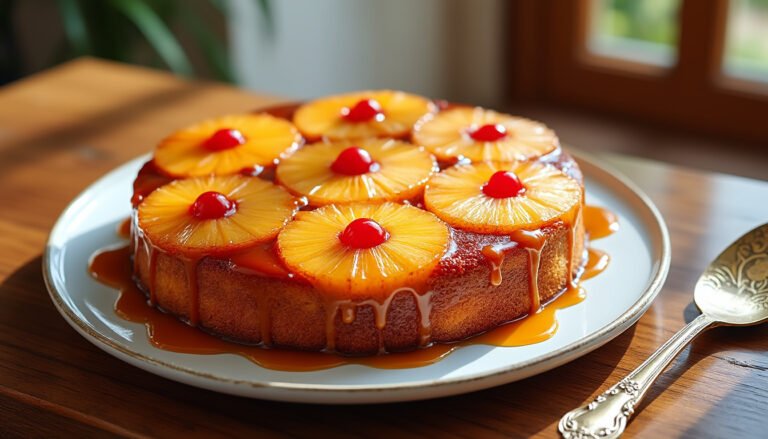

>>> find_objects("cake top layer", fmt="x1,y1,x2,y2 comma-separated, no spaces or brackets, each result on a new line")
132,90,583,297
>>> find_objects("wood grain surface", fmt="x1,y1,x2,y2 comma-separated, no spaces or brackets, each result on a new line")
1,58,767,438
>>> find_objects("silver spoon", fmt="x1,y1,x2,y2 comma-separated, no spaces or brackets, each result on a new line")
559,223,768,438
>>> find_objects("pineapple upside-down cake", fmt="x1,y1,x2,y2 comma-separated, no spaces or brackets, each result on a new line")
130,90,586,355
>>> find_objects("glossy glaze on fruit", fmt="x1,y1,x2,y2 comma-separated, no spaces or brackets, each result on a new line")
153,114,302,177
293,90,436,140
413,107,559,162
275,138,437,206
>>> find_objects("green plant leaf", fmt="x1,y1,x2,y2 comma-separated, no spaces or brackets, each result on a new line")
178,8,233,82
106,0,193,76
56,0,91,55
256,0,274,37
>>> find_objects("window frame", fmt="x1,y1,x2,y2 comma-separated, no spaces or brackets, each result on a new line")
508,0,768,144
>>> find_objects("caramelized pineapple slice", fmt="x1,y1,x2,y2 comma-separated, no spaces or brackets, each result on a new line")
138,175,299,256
293,90,436,140
424,161,581,233
277,202,449,297
154,114,302,177
412,107,559,163
275,138,437,206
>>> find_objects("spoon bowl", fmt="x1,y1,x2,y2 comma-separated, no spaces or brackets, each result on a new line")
695,223,768,326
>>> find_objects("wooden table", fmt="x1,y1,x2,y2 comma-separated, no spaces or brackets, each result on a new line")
1,58,766,438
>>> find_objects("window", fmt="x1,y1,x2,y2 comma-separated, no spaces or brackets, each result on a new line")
723,0,768,84
588,0,681,67
508,0,768,143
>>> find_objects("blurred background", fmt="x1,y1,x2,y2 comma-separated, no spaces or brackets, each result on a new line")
2,0,767,179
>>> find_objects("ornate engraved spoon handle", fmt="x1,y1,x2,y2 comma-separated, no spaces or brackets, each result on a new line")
559,313,716,438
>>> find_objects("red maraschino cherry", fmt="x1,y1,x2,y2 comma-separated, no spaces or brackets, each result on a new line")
341,99,383,123
482,171,525,198
339,218,390,249
190,191,237,219
470,124,507,142
202,128,246,151
330,146,378,175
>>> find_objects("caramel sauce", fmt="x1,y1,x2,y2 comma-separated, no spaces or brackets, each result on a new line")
89,246,599,371
229,242,291,279
472,286,586,346
90,245,456,370
341,304,356,325
89,203,618,371
509,229,547,315
582,248,610,280
414,291,434,346
131,161,173,207
323,287,433,353
481,242,515,287
584,205,619,239
117,218,131,239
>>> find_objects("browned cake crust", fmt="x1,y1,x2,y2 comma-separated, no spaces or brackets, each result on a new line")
131,148,585,355
133,219,583,355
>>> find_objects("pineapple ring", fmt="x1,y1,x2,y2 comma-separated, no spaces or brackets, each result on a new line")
424,161,581,233
138,175,299,256
154,114,302,177
277,202,450,297
293,90,436,140
412,107,559,162
275,138,438,206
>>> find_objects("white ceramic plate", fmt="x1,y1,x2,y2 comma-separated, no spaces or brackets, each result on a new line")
44,151,669,404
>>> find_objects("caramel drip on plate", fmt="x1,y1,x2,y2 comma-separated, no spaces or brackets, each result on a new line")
117,218,132,239
89,203,618,372
581,205,618,281
509,229,546,315
472,285,586,346
584,205,619,239
582,248,610,280
89,244,611,372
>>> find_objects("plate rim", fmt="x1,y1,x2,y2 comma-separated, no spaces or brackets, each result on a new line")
43,150,671,397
